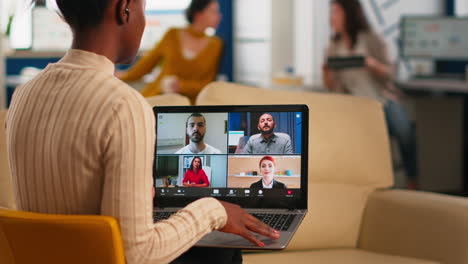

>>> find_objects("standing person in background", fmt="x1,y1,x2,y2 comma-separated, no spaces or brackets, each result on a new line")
118,0,223,104
322,0,418,189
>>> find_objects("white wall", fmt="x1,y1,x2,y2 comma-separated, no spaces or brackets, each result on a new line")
203,113,228,153
234,0,294,88
209,155,227,187
0,0,5,109
456,0,468,16
234,0,272,87
9,0,32,50
271,0,293,75
0,0,12,34
0,40,5,109
294,0,329,86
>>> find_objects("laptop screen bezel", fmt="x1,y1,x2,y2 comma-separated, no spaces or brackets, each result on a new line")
152,104,309,210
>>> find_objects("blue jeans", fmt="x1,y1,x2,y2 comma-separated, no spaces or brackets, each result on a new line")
384,100,418,181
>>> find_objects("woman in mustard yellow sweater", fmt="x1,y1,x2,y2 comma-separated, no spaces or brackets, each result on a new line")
119,0,223,103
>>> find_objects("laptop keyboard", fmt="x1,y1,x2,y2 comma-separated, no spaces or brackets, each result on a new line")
251,213,295,231
153,212,174,222
154,212,296,231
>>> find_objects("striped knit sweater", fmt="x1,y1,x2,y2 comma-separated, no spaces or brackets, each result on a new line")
6,49,227,264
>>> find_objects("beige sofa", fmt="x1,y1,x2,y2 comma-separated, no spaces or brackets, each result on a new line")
196,82,468,264
2,83,468,263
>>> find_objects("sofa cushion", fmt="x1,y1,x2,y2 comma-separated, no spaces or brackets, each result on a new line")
287,183,373,250
360,190,468,264
146,94,190,107
0,110,15,209
243,249,438,264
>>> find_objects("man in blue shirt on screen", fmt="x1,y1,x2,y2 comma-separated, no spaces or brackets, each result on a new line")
243,113,293,154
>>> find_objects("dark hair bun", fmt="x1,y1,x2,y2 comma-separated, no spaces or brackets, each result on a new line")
185,0,216,24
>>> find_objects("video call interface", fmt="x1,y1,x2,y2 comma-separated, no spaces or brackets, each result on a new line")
154,111,303,199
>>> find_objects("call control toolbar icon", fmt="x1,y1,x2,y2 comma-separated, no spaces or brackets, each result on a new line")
258,190,263,195
213,189,219,194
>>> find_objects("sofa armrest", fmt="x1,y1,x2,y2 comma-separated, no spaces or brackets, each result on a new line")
1,110,16,210
359,189,468,264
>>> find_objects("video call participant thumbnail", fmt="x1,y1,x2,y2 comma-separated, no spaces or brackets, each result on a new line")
243,113,293,154
250,156,287,189
176,113,222,154
183,156,210,187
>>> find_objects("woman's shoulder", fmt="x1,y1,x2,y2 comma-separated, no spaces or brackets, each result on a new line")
211,35,223,44
360,30,386,47
250,179,262,188
274,180,287,188
164,27,181,37
160,27,184,41
326,36,342,54
204,35,222,51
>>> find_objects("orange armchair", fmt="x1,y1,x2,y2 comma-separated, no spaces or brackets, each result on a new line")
0,208,126,264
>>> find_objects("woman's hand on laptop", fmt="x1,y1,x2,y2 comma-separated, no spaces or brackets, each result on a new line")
218,201,280,247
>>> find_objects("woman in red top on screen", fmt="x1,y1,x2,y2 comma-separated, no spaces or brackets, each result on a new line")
183,156,210,187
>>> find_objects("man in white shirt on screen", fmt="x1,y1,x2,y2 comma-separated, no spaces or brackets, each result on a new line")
176,113,222,154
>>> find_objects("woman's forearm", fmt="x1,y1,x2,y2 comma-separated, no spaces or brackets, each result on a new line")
366,57,392,81
322,66,336,91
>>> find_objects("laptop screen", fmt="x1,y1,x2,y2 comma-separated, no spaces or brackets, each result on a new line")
153,105,308,209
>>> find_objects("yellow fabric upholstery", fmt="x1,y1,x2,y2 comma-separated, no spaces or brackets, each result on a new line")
0,110,15,209
0,208,126,264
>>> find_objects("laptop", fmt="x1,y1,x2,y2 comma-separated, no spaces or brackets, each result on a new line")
152,105,309,250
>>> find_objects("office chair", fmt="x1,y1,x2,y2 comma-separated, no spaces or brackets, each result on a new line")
0,208,126,264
